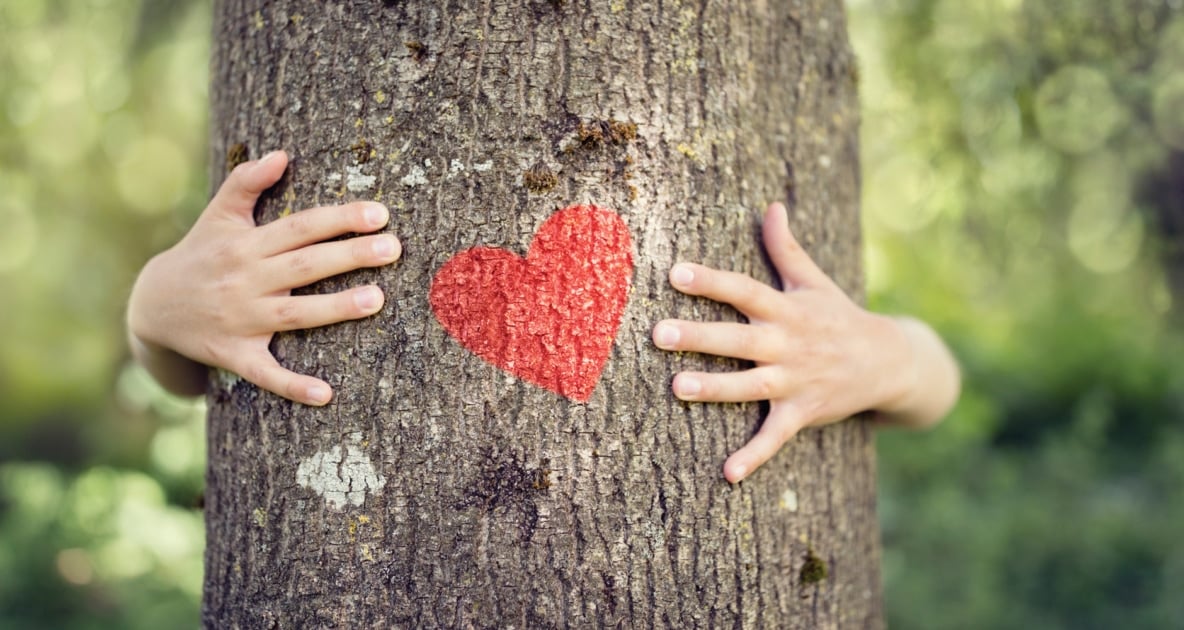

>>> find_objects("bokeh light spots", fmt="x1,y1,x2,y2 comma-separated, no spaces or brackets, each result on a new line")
100,110,141,159
1068,155,1144,273
0,0,48,28
979,144,1061,199
116,135,190,214
25,101,102,167
4,88,42,127
56,548,94,586
1035,65,1127,154
1157,16,1184,66
0,195,38,273
868,154,941,232
961,96,1022,160
1151,73,1184,150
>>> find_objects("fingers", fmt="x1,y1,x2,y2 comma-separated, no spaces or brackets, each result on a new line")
653,319,787,363
253,201,391,257
671,366,787,403
262,285,385,332
669,263,788,322
259,234,401,292
208,150,290,224
762,202,830,290
233,349,334,406
723,402,805,483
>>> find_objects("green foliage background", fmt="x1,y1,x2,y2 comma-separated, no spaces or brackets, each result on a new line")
2,0,1182,627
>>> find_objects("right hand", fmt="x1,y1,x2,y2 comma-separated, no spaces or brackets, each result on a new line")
126,150,402,406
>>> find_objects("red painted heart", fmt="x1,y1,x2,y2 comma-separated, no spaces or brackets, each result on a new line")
429,204,633,401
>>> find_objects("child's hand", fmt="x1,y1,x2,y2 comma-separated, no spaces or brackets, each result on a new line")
654,202,958,483
127,150,401,406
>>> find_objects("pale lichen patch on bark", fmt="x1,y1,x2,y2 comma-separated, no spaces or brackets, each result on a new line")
214,368,241,391
207,0,878,624
296,434,386,510
400,165,427,187
780,487,799,512
345,165,376,192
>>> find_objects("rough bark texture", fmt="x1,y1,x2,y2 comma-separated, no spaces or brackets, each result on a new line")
204,1,880,628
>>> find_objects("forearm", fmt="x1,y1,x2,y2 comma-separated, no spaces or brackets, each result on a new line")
127,329,209,397
875,316,961,429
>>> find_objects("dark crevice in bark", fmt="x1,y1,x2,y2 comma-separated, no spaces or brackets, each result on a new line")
204,0,879,627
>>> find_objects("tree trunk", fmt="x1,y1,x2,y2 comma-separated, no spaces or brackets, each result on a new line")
204,1,879,628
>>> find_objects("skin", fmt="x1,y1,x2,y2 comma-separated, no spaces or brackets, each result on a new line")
128,151,959,484
127,150,402,406
653,202,960,482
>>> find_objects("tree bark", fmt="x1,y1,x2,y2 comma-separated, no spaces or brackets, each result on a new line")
204,1,880,628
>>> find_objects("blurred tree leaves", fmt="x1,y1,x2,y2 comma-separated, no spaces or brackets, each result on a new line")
0,0,209,626
853,0,1184,627
0,0,209,442
2,0,1184,627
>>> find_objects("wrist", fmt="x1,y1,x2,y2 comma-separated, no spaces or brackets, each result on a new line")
129,332,210,397
872,315,960,428
126,258,210,397
126,251,167,350
870,314,920,417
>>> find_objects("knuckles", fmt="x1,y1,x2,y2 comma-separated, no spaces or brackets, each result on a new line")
734,326,765,359
284,212,314,238
748,371,777,400
199,338,229,369
209,237,249,269
227,161,255,185
288,250,316,278
354,237,378,263
274,300,303,328
243,362,271,391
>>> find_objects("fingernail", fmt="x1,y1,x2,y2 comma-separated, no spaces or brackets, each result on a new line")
364,204,389,227
372,236,397,258
671,264,694,288
676,375,701,398
654,323,680,349
355,286,383,311
257,150,282,167
732,464,748,482
306,384,331,405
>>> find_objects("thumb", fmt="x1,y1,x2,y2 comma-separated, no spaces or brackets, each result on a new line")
762,201,829,290
230,347,333,406
206,150,289,225
723,401,807,483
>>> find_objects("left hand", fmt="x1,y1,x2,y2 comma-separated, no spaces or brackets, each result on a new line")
653,202,913,483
